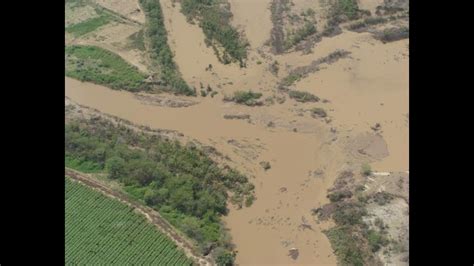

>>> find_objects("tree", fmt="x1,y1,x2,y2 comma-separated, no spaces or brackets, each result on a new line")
106,156,126,179
214,248,235,266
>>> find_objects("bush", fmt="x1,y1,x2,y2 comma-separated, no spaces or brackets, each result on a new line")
288,90,320,102
366,229,389,252
372,192,393,206
361,163,372,176
332,202,367,225
328,190,353,202
311,107,327,118
214,248,235,266
284,22,317,50
325,226,365,266
227,90,263,106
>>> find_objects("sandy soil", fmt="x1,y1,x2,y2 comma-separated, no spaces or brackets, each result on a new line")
228,0,273,48
94,0,145,24
358,0,385,15
65,0,408,263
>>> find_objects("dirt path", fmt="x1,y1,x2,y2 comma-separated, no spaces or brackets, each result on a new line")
65,168,214,266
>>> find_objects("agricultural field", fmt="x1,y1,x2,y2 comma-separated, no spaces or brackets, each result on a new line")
65,177,193,265
65,45,148,91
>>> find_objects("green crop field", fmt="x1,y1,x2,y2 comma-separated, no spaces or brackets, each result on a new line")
65,177,193,265
65,45,148,92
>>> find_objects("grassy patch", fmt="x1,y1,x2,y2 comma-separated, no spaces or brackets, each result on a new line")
180,0,248,66
281,73,303,87
224,90,263,106
288,90,319,102
366,229,389,252
65,45,148,91
140,0,194,95
66,12,112,37
284,22,317,50
127,30,146,51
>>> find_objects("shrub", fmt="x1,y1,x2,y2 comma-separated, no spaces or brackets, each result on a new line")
227,90,263,106
361,163,372,176
366,229,389,252
288,90,320,102
311,107,327,118
372,192,393,206
259,161,271,170
328,190,353,202
325,226,365,266
332,202,367,225
284,22,317,50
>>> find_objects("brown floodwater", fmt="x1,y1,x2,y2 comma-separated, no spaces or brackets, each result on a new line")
66,0,408,263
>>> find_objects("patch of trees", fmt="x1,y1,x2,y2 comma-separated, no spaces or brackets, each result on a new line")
139,0,195,95
180,0,248,66
65,117,254,263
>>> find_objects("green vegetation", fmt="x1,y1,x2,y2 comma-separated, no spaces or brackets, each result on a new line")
328,190,353,202
65,155,103,173
65,117,254,259
310,107,327,118
371,191,394,206
140,0,194,95
66,10,112,37
127,30,146,51
180,0,248,66
65,177,192,265
284,22,317,50
288,90,320,102
325,226,365,266
281,73,303,86
375,27,409,43
332,202,367,226
326,0,362,31
361,163,372,176
224,90,263,106
366,229,389,252
65,45,148,91
347,17,387,31
336,0,361,20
